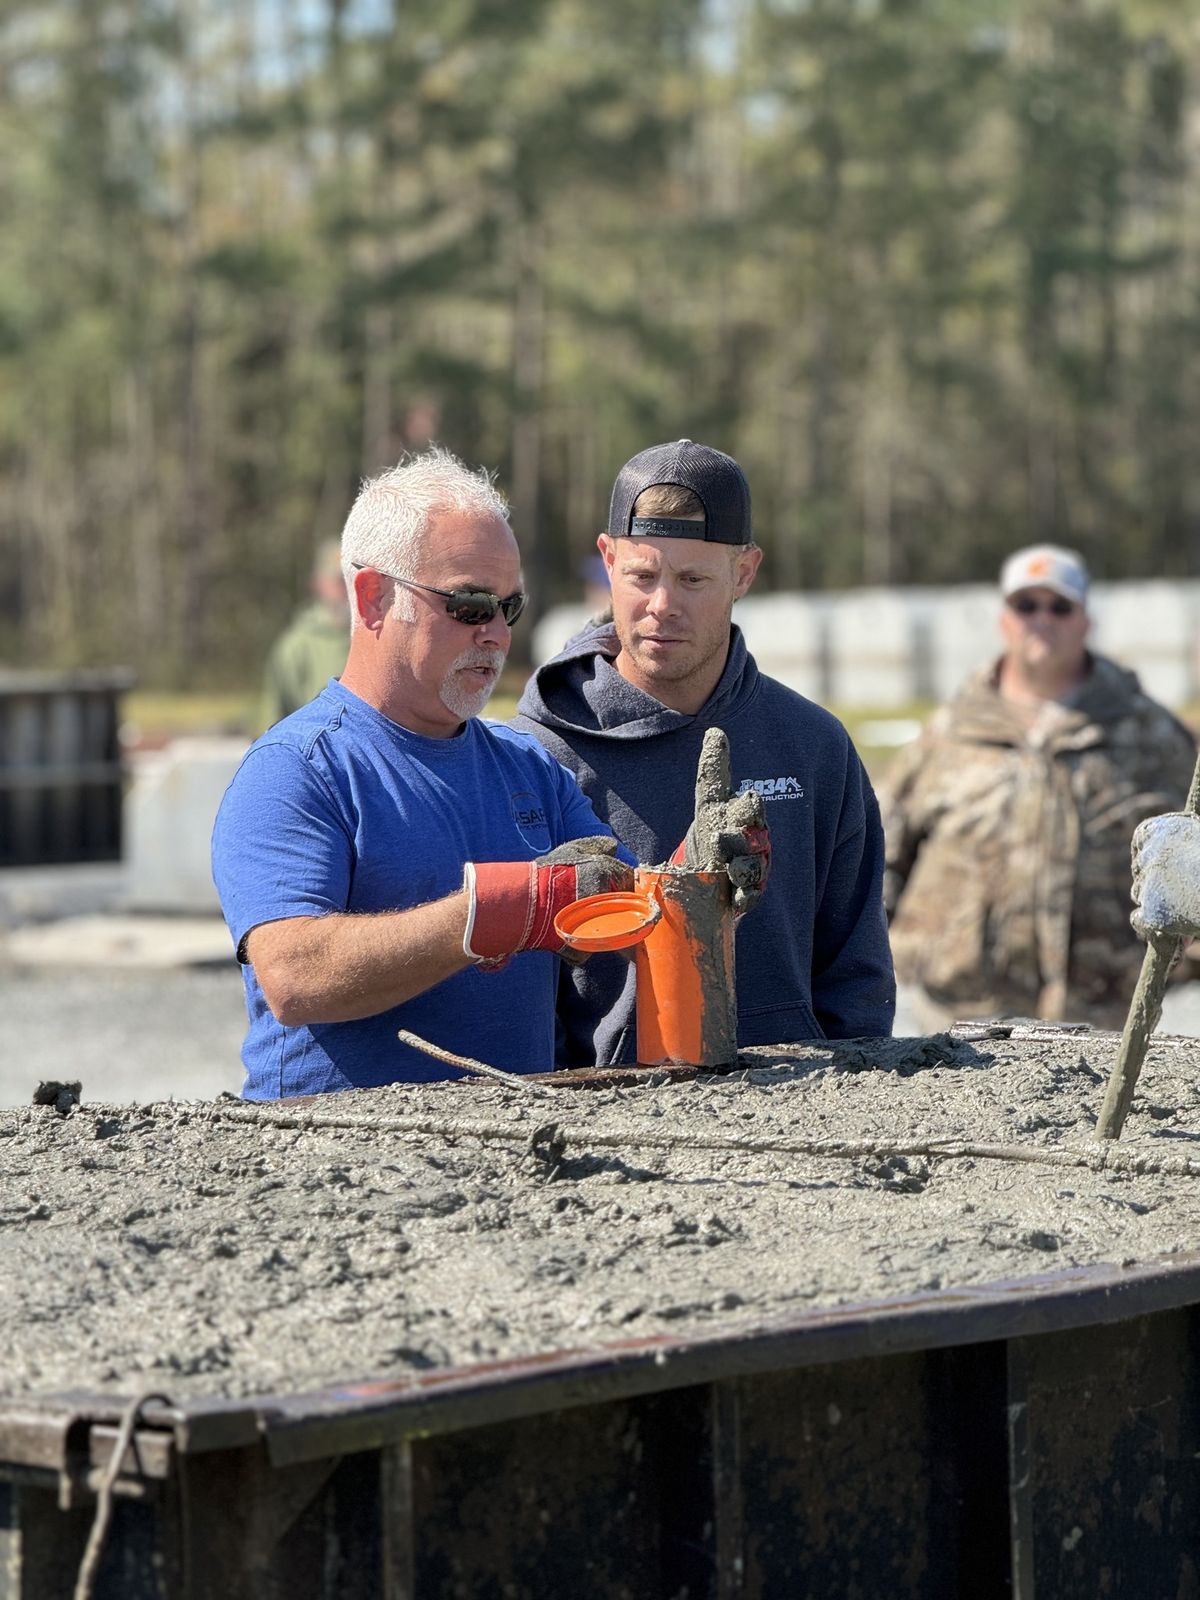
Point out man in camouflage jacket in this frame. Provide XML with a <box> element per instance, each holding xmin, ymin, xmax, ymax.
<box><xmin>881</xmin><ymin>545</ymin><xmax>1196</xmax><ymax>1030</ymax></box>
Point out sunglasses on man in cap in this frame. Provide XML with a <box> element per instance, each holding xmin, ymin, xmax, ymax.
<box><xmin>1006</xmin><ymin>594</ymin><xmax>1078</xmax><ymax>619</ymax></box>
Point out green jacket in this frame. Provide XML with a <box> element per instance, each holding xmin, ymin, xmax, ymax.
<box><xmin>880</xmin><ymin>654</ymin><xmax>1196</xmax><ymax>1026</ymax></box>
<box><xmin>259</xmin><ymin>604</ymin><xmax>348</xmax><ymax>732</ymax></box>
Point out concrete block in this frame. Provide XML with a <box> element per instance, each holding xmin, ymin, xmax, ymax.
<box><xmin>825</xmin><ymin>588</ymin><xmax>921</xmax><ymax>708</ymax></box>
<box><xmin>735</xmin><ymin>594</ymin><xmax>829</xmax><ymax>702</ymax></box>
<box><xmin>1089</xmin><ymin>580</ymin><xmax>1200</xmax><ymax>709</ymax></box>
<box><xmin>123</xmin><ymin>737</ymin><xmax>249</xmax><ymax>913</ymax></box>
<box><xmin>925</xmin><ymin>585</ymin><xmax>1003</xmax><ymax>701</ymax></box>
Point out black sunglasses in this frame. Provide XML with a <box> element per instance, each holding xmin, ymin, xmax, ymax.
<box><xmin>354</xmin><ymin>565</ymin><xmax>527</xmax><ymax>626</ymax></box>
<box><xmin>1008</xmin><ymin>595</ymin><xmax>1076</xmax><ymax>618</ymax></box>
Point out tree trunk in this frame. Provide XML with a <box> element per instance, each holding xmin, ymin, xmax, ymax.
<box><xmin>510</xmin><ymin>222</ymin><xmax>546</xmax><ymax>649</ymax></box>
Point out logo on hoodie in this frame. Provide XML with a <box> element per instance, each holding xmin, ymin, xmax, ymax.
<box><xmin>736</xmin><ymin>776</ymin><xmax>805</xmax><ymax>801</ymax></box>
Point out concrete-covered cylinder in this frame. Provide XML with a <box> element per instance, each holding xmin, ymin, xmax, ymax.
<box><xmin>633</xmin><ymin>866</ymin><xmax>737</xmax><ymax>1069</ymax></box>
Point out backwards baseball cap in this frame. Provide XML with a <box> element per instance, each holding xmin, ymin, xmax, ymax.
<box><xmin>999</xmin><ymin>543</ymin><xmax>1089</xmax><ymax>606</ymax></box>
<box><xmin>608</xmin><ymin>439</ymin><xmax>751</xmax><ymax>546</ymax></box>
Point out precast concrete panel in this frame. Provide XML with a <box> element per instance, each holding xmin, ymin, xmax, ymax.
<box><xmin>925</xmin><ymin>585</ymin><xmax>1002</xmax><ymax>703</ymax></box>
<box><xmin>123</xmin><ymin>737</ymin><xmax>249</xmax><ymax>914</ymax></box>
<box><xmin>1088</xmin><ymin>580</ymin><xmax>1200</xmax><ymax>709</ymax></box>
<box><xmin>733</xmin><ymin>594</ymin><xmax>829</xmax><ymax>703</ymax></box>
<box><xmin>825</xmin><ymin>588</ymin><xmax>922</xmax><ymax>709</ymax></box>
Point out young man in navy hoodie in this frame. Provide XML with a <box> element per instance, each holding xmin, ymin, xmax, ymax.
<box><xmin>513</xmin><ymin>439</ymin><xmax>896</xmax><ymax>1066</ymax></box>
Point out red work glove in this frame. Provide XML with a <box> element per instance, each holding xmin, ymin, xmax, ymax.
<box><xmin>670</xmin><ymin>727</ymin><xmax>771</xmax><ymax>916</ymax></box>
<box><xmin>463</xmin><ymin>836</ymin><xmax>634</xmax><ymax>967</ymax></box>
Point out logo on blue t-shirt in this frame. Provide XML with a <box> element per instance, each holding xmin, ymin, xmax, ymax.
<box><xmin>511</xmin><ymin>790</ymin><xmax>552</xmax><ymax>852</ymax></box>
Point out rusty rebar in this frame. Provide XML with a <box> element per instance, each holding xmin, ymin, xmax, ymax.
<box><xmin>1096</xmin><ymin>751</ymin><xmax>1200</xmax><ymax>1141</ymax></box>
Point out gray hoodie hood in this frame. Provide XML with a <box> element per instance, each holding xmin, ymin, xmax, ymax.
<box><xmin>516</xmin><ymin>619</ymin><xmax>759</xmax><ymax>741</ymax></box>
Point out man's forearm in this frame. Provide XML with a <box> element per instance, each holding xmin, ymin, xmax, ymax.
<box><xmin>243</xmin><ymin>835</ymin><xmax>631</xmax><ymax>1026</ymax></box>
<box><xmin>245</xmin><ymin>892</ymin><xmax>473</xmax><ymax>1025</ymax></box>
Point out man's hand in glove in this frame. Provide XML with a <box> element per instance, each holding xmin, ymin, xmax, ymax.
<box><xmin>672</xmin><ymin>727</ymin><xmax>770</xmax><ymax>915</ymax></box>
<box><xmin>1131</xmin><ymin>812</ymin><xmax>1200</xmax><ymax>940</ymax></box>
<box><xmin>464</xmin><ymin>836</ymin><xmax>634</xmax><ymax>966</ymax></box>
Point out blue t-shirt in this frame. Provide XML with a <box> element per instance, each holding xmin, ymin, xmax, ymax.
<box><xmin>211</xmin><ymin>680</ymin><xmax>611</xmax><ymax>1098</ymax></box>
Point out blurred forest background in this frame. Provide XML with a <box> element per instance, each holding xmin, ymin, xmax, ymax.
<box><xmin>3</xmin><ymin>0</ymin><xmax>1200</xmax><ymax>688</ymax></box>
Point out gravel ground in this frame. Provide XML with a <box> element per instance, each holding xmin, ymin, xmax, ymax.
<box><xmin>0</xmin><ymin>962</ymin><xmax>246</xmax><ymax>1107</ymax></box>
<box><xmin>4</xmin><ymin>1028</ymin><xmax>1200</xmax><ymax>1404</ymax></box>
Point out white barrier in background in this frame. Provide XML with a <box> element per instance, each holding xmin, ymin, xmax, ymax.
<box><xmin>531</xmin><ymin>604</ymin><xmax>593</xmax><ymax>669</ymax></box>
<box><xmin>923</xmin><ymin>585</ymin><xmax>1005</xmax><ymax>702</ymax></box>
<box><xmin>1089</xmin><ymin>582</ymin><xmax>1200</xmax><ymax>709</ymax></box>
<box><xmin>825</xmin><ymin>588</ymin><xmax>925</xmax><ymax>708</ymax></box>
<box><xmin>736</xmin><ymin>593</ymin><xmax>827</xmax><ymax>701</ymax></box>
<box><xmin>123</xmin><ymin>737</ymin><xmax>248</xmax><ymax>913</ymax></box>
<box><xmin>534</xmin><ymin>580</ymin><xmax>1200</xmax><ymax>711</ymax></box>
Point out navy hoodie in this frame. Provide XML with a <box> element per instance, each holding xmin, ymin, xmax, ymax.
<box><xmin>512</xmin><ymin>621</ymin><xmax>895</xmax><ymax>1064</ymax></box>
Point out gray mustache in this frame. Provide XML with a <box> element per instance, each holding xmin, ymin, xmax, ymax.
<box><xmin>453</xmin><ymin>649</ymin><xmax>504</xmax><ymax>672</ymax></box>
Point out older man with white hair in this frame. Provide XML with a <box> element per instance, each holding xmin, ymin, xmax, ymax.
<box><xmin>212</xmin><ymin>448</ymin><xmax>635</xmax><ymax>1098</ymax></box>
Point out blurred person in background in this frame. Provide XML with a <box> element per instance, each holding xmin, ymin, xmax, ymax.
<box><xmin>529</xmin><ymin>552</ymin><xmax>612</xmax><ymax>667</ymax></box>
<box><xmin>580</xmin><ymin>552</ymin><xmax>611</xmax><ymax>619</ymax></box>
<box><xmin>513</xmin><ymin>438</ymin><xmax>895</xmax><ymax>1066</ymax></box>
<box><xmin>258</xmin><ymin>537</ymin><xmax>350</xmax><ymax>731</ymax></box>
<box><xmin>880</xmin><ymin>544</ymin><xmax>1196</xmax><ymax>1032</ymax></box>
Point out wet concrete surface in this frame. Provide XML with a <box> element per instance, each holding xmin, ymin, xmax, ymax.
<box><xmin>7</xmin><ymin>864</ymin><xmax>1200</xmax><ymax>1406</ymax></box>
<box><xmin>6</xmin><ymin>1030</ymin><xmax>1200</xmax><ymax>1402</ymax></box>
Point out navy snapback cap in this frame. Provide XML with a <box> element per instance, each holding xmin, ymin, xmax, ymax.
<box><xmin>608</xmin><ymin>439</ymin><xmax>752</xmax><ymax>546</ymax></box>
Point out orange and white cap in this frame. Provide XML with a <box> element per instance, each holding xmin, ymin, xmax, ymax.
<box><xmin>999</xmin><ymin>544</ymin><xmax>1089</xmax><ymax>606</ymax></box>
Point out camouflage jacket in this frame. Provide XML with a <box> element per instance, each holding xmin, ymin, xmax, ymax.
<box><xmin>879</xmin><ymin>654</ymin><xmax>1196</xmax><ymax>1026</ymax></box>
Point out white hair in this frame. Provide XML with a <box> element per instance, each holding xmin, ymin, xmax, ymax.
<box><xmin>340</xmin><ymin>447</ymin><xmax>511</xmax><ymax>625</ymax></box>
